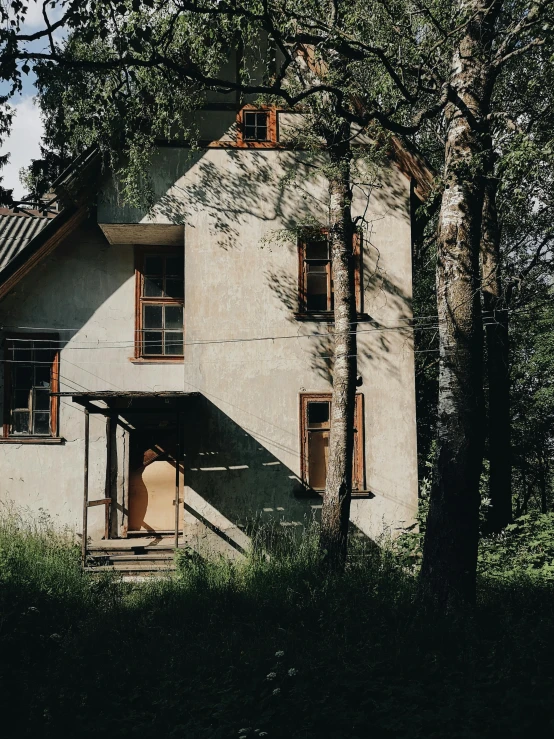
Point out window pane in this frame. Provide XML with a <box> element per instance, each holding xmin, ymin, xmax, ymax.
<box><xmin>143</xmin><ymin>305</ymin><xmax>163</xmax><ymax>329</ymax></box>
<box><xmin>33</xmin><ymin>412</ymin><xmax>50</xmax><ymax>435</ymax></box>
<box><xmin>308</xmin><ymin>430</ymin><xmax>329</xmax><ymax>490</ymax></box>
<box><xmin>14</xmin><ymin>365</ymin><xmax>33</xmax><ymax>389</ymax></box>
<box><xmin>306</xmin><ymin>239</ymin><xmax>329</xmax><ymax>260</ymax></box>
<box><xmin>12</xmin><ymin>410</ymin><xmax>30</xmax><ymax>434</ymax></box>
<box><xmin>164</xmin><ymin>332</ymin><xmax>184</xmax><ymax>356</ymax></box>
<box><xmin>306</xmin><ymin>271</ymin><xmax>329</xmax><ymax>311</ymax></box>
<box><xmin>165</xmin><ymin>278</ymin><xmax>184</xmax><ymax>299</ymax></box>
<box><xmin>165</xmin><ymin>256</ymin><xmax>183</xmax><ymax>276</ymax></box>
<box><xmin>34</xmin><ymin>388</ymin><xmax>50</xmax><ymax>411</ymax></box>
<box><xmin>144</xmin><ymin>331</ymin><xmax>163</xmax><ymax>355</ymax></box>
<box><xmin>308</xmin><ymin>401</ymin><xmax>330</xmax><ymax>428</ymax></box>
<box><xmin>13</xmin><ymin>388</ymin><xmax>31</xmax><ymax>409</ymax></box>
<box><xmin>13</xmin><ymin>344</ymin><xmax>32</xmax><ymax>362</ymax></box>
<box><xmin>144</xmin><ymin>276</ymin><xmax>164</xmax><ymax>297</ymax></box>
<box><xmin>144</xmin><ymin>256</ymin><xmax>163</xmax><ymax>275</ymax></box>
<box><xmin>35</xmin><ymin>365</ymin><xmax>51</xmax><ymax>387</ymax></box>
<box><xmin>244</xmin><ymin>111</ymin><xmax>268</xmax><ymax>141</ymax></box>
<box><xmin>164</xmin><ymin>305</ymin><xmax>183</xmax><ymax>330</ymax></box>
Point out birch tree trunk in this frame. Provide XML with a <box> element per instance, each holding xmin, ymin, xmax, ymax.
<box><xmin>420</xmin><ymin>0</ymin><xmax>502</xmax><ymax>607</ymax></box>
<box><xmin>481</xmin><ymin>166</ymin><xmax>512</xmax><ymax>532</ymax></box>
<box><xmin>320</xmin><ymin>130</ymin><xmax>358</xmax><ymax>567</ymax></box>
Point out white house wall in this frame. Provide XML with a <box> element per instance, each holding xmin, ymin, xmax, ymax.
<box><xmin>0</xmin><ymin>145</ymin><xmax>418</xmax><ymax>544</ymax></box>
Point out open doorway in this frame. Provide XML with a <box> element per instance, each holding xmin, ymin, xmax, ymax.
<box><xmin>128</xmin><ymin>425</ymin><xmax>184</xmax><ymax>534</ymax></box>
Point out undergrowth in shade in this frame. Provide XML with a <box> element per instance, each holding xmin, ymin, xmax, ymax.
<box><xmin>1</xmin><ymin>512</ymin><xmax>554</xmax><ymax>738</ymax></box>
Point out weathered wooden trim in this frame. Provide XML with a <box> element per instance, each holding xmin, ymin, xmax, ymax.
<box><xmin>299</xmin><ymin>392</ymin><xmax>364</xmax><ymax>492</ymax></box>
<box><xmin>51</xmin><ymin>348</ymin><xmax>60</xmax><ymax>437</ymax></box>
<box><xmin>82</xmin><ymin>408</ymin><xmax>90</xmax><ymax>565</ymax></box>
<box><xmin>174</xmin><ymin>410</ymin><xmax>181</xmax><ymax>549</ymax></box>
<box><xmin>129</xmin><ymin>358</ymin><xmax>184</xmax><ymax>365</ymax></box>
<box><xmin>87</xmin><ymin>498</ymin><xmax>111</xmax><ymax>508</ymax></box>
<box><xmin>293</xmin><ymin>312</ymin><xmax>370</xmax><ymax>322</ymax></box>
<box><xmin>134</xmin><ymin>245</ymin><xmax>184</xmax><ymax>359</ymax></box>
<box><xmin>296</xmin><ymin>229</ymin><xmax>363</xmax><ymax>317</ymax></box>
<box><xmin>2</xmin><ymin>333</ymin><xmax>59</xmax><ymax>439</ymax></box>
<box><xmin>0</xmin><ymin>436</ymin><xmax>65</xmax><ymax>444</ymax></box>
<box><xmin>354</xmin><ymin>231</ymin><xmax>362</xmax><ymax>315</ymax></box>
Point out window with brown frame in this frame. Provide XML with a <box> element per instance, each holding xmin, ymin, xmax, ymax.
<box><xmin>297</xmin><ymin>231</ymin><xmax>362</xmax><ymax>318</ymax></box>
<box><xmin>2</xmin><ymin>336</ymin><xmax>59</xmax><ymax>438</ymax></box>
<box><xmin>300</xmin><ymin>393</ymin><xmax>364</xmax><ymax>493</ymax></box>
<box><xmin>135</xmin><ymin>248</ymin><xmax>184</xmax><ymax>359</ymax></box>
<box><xmin>237</xmin><ymin>106</ymin><xmax>278</xmax><ymax>146</ymax></box>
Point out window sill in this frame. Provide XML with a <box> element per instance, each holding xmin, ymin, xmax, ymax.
<box><xmin>130</xmin><ymin>357</ymin><xmax>184</xmax><ymax>365</ymax></box>
<box><xmin>295</xmin><ymin>487</ymin><xmax>374</xmax><ymax>499</ymax></box>
<box><xmin>0</xmin><ymin>437</ymin><xmax>65</xmax><ymax>445</ymax></box>
<box><xmin>294</xmin><ymin>312</ymin><xmax>371</xmax><ymax>323</ymax></box>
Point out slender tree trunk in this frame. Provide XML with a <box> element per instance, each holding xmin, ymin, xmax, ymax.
<box><xmin>420</xmin><ymin>0</ymin><xmax>502</xmax><ymax>608</ymax></box>
<box><xmin>481</xmin><ymin>163</ymin><xmax>512</xmax><ymax>532</ymax></box>
<box><xmin>539</xmin><ymin>450</ymin><xmax>548</xmax><ymax>514</ymax></box>
<box><xmin>320</xmin><ymin>129</ymin><xmax>357</xmax><ymax>567</ymax></box>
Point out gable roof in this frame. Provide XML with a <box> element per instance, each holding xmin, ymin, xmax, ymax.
<box><xmin>0</xmin><ymin>208</ymin><xmax>57</xmax><ymax>273</ymax></box>
<box><xmin>0</xmin><ymin>204</ymin><xmax>88</xmax><ymax>302</ymax></box>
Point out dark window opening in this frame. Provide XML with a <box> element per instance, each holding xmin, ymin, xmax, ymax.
<box><xmin>243</xmin><ymin>111</ymin><xmax>269</xmax><ymax>142</ymax></box>
<box><xmin>4</xmin><ymin>338</ymin><xmax>59</xmax><ymax>437</ymax></box>
<box><xmin>297</xmin><ymin>231</ymin><xmax>362</xmax><ymax>317</ymax></box>
<box><xmin>301</xmin><ymin>234</ymin><xmax>333</xmax><ymax>313</ymax></box>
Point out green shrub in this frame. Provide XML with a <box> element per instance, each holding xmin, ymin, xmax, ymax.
<box><xmin>479</xmin><ymin>512</ymin><xmax>554</xmax><ymax>579</ymax></box>
<box><xmin>2</xmin><ymin>510</ymin><xmax>554</xmax><ymax>738</ymax></box>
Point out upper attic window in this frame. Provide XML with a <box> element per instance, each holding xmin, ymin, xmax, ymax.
<box><xmin>237</xmin><ymin>107</ymin><xmax>277</xmax><ymax>146</ymax></box>
<box><xmin>244</xmin><ymin>111</ymin><xmax>269</xmax><ymax>141</ymax></box>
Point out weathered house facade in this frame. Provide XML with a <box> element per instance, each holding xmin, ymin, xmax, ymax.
<box><xmin>0</xmin><ymin>96</ymin><xmax>429</xmax><ymax>563</ymax></box>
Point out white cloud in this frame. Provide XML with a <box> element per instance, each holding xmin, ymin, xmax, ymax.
<box><xmin>0</xmin><ymin>96</ymin><xmax>44</xmax><ymax>198</ymax></box>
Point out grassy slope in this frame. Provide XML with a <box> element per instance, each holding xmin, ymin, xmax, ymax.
<box><xmin>1</xmin><ymin>516</ymin><xmax>554</xmax><ymax>739</ymax></box>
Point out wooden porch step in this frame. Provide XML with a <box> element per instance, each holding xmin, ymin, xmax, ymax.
<box><xmin>85</xmin><ymin>565</ymin><xmax>176</xmax><ymax>575</ymax></box>
<box><xmin>105</xmin><ymin>554</ymin><xmax>174</xmax><ymax>563</ymax></box>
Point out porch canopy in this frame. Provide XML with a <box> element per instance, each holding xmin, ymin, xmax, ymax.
<box><xmin>52</xmin><ymin>390</ymin><xmax>200</xmax><ymax>415</ymax></box>
<box><xmin>51</xmin><ymin>391</ymin><xmax>200</xmax><ymax>559</ymax></box>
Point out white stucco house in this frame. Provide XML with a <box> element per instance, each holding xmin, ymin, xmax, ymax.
<box><xmin>0</xmin><ymin>97</ymin><xmax>432</xmax><ymax>569</ymax></box>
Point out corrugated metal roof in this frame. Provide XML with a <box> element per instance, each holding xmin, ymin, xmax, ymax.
<box><xmin>0</xmin><ymin>210</ymin><xmax>54</xmax><ymax>273</ymax></box>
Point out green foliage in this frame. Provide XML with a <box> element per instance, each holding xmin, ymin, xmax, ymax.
<box><xmin>480</xmin><ymin>513</ymin><xmax>554</xmax><ymax>579</ymax></box>
<box><xmin>4</xmin><ymin>512</ymin><xmax>554</xmax><ymax>737</ymax></box>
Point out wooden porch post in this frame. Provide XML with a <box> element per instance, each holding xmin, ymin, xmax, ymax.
<box><xmin>82</xmin><ymin>407</ymin><xmax>90</xmax><ymax>565</ymax></box>
<box><xmin>174</xmin><ymin>410</ymin><xmax>181</xmax><ymax>550</ymax></box>
<box><xmin>104</xmin><ymin>413</ymin><xmax>112</xmax><ymax>540</ymax></box>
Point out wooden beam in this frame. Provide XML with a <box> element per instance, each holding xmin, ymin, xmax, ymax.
<box><xmin>82</xmin><ymin>408</ymin><xmax>90</xmax><ymax>565</ymax></box>
<box><xmin>104</xmin><ymin>414</ymin><xmax>112</xmax><ymax>540</ymax></box>
<box><xmin>174</xmin><ymin>410</ymin><xmax>181</xmax><ymax>550</ymax></box>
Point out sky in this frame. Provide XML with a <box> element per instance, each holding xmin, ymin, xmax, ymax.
<box><xmin>1</xmin><ymin>96</ymin><xmax>44</xmax><ymax>198</ymax></box>
<box><xmin>0</xmin><ymin>2</ymin><xmax>62</xmax><ymax>199</ymax></box>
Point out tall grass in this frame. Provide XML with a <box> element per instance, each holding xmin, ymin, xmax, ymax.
<box><xmin>1</xmin><ymin>511</ymin><xmax>554</xmax><ymax>738</ymax></box>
